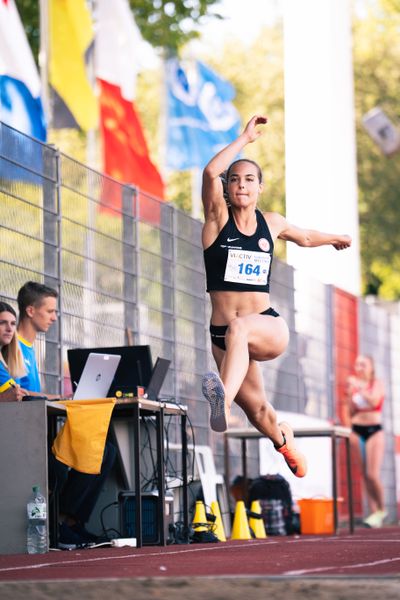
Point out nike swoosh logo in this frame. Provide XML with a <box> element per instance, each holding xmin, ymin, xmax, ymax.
<box><xmin>227</xmin><ymin>237</ymin><xmax>240</xmax><ymax>242</ymax></box>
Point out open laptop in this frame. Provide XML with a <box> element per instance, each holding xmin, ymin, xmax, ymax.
<box><xmin>143</xmin><ymin>357</ymin><xmax>171</xmax><ymax>401</ymax></box>
<box><xmin>68</xmin><ymin>345</ymin><xmax>153</xmax><ymax>398</ymax></box>
<box><xmin>73</xmin><ymin>353</ymin><xmax>121</xmax><ymax>400</ymax></box>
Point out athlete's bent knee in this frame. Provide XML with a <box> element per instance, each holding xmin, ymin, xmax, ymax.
<box><xmin>226</xmin><ymin>317</ymin><xmax>248</xmax><ymax>343</ymax></box>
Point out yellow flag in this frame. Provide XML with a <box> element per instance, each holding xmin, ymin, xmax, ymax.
<box><xmin>52</xmin><ymin>399</ymin><xmax>116</xmax><ymax>474</ymax></box>
<box><xmin>49</xmin><ymin>0</ymin><xmax>98</xmax><ymax>131</ymax></box>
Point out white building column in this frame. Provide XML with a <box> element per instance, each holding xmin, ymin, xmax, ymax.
<box><xmin>283</xmin><ymin>0</ymin><xmax>360</xmax><ymax>295</ymax></box>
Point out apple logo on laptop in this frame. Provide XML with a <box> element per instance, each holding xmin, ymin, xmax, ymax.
<box><xmin>96</xmin><ymin>373</ymin><xmax>102</xmax><ymax>381</ymax></box>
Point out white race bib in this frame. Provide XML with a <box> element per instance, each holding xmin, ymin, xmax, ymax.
<box><xmin>224</xmin><ymin>249</ymin><xmax>271</xmax><ymax>286</ymax></box>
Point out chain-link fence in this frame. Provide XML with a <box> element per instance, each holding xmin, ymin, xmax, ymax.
<box><xmin>1</xmin><ymin>121</ymin><xmax>398</xmax><ymax>523</ymax></box>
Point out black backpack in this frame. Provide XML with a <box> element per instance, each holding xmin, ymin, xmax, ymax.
<box><xmin>248</xmin><ymin>474</ymin><xmax>298</xmax><ymax>535</ymax></box>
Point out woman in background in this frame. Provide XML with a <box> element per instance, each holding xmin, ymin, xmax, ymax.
<box><xmin>0</xmin><ymin>301</ymin><xmax>27</xmax><ymax>401</ymax></box>
<box><xmin>346</xmin><ymin>354</ymin><xmax>386</xmax><ymax>528</ymax></box>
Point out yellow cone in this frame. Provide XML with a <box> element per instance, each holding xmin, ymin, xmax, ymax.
<box><xmin>231</xmin><ymin>500</ymin><xmax>252</xmax><ymax>540</ymax></box>
<box><xmin>209</xmin><ymin>500</ymin><xmax>226</xmax><ymax>542</ymax></box>
<box><xmin>249</xmin><ymin>500</ymin><xmax>267</xmax><ymax>539</ymax></box>
<box><xmin>192</xmin><ymin>500</ymin><xmax>208</xmax><ymax>532</ymax></box>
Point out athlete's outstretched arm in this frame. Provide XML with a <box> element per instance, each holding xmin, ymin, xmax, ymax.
<box><xmin>271</xmin><ymin>214</ymin><xmax>351</xmax><ymax>250</ymax></box>
<box><xmin>201</xmin><ymin>115</ymin><xmax>267</xmax><ymax>219</ymax></box>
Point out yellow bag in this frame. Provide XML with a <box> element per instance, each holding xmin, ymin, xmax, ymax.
<box><xmin>52</xmin><ymin>399</ymin><xmax>116</xmax><ymax>474</ymax></box>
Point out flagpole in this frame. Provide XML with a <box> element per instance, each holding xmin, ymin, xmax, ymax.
<box><xmin>86</xmin><ymin>0</ymin><xmax>98</xmax><ymax>170</ymax></box>
<box><xmin>188</xmin><ymin>56</ymin><xmax>202</xmax><ymax>220</ymax></box>
<box><xmin>191</xmin><ymin>167</ymin><xmax>202</xmax><ymax>220</ymax></box>
<box><xmin>84</xmin><ymin>0</ymin><xmax>98</xmax><ymax>347</ymax></box>
<box><xmin>39</xmin><ymin>0</ymin><xmax>51</xmax><ymax>127</ymax></box>
<box><xmin>160</xmin><ymin>51</ymin><xmax>168</xmax><ymax>183</ymax></box>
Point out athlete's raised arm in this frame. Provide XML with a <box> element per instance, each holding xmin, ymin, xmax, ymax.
<box><xmin>201</xmin><ymin>115</ymin><xmax>267</xmax><ymax>221</ymax></box>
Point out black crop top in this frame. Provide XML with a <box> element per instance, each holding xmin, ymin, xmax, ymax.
<box><xmin>204</xmin><ymin>208</ymin><xmax>274</xmax><ymax>293</ymax></box>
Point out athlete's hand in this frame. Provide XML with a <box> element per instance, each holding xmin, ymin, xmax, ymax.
<box><xmin>346</xmin><ymin>376</ymin><xmax>357</xmax><ymax>395</ymax></box>
<box><xmin>243</xmin><ymin>115</ymin><xmax>268</xmax><ymax>143</ymax></box>
<box><xmin>333</xmin><ymin>234</ymin><xmax>352</xmax><ymax>250</ymax></box>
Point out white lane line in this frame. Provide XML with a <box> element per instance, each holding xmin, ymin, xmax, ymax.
<box><xmin>289</xmin><ymin>537</ymin><xmax>400</xmax><ymax>544</ymax></box>
<box><xmin>0</xmin><ymin>540</ymin><xmax>276</xmax><ymax>574</ymax></box>
<box><xmin>2</xmin><ymin>536</ymin><xmax>398</xmax><ymax>576</ymax></box>
<box><xmin>285</xmin><ymin>556</ymin><xmax>400</xmax><ymax>576</ymax></box>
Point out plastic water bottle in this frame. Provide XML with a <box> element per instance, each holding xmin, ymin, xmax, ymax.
<box><xmin>27</xmin><ymin>485</ymin><xmax>47</xmax><ymax>554</ymax></box>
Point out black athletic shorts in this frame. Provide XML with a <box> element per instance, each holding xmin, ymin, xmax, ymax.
<box><xmin>210</xmin><ymin>307</ymin><xmax>280</xmax><ymax>351</ymax></box>
<box><xmin>352</xmin><ymin>423</ymin><xmax>382</xmax><ymax>442</ymax></box>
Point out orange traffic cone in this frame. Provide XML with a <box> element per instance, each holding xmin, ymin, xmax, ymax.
<box><xmin>192</xmin><ymin>501</ymin><xmax>208</xmax><ymax>532</ymax></box>
<box><xmin>210</xmin><ymin>500</ymin><xmax>226</xmax><ymax>542</ymax></box>
<box><xmin>249</xmin><ymin>500</ymin><xmax>267</xmax><ymax>539</ymax></box>
<box><xmin>231</xmin><ymin>500</ymin><xmax>252</xmax><ymax>540</ymax></box>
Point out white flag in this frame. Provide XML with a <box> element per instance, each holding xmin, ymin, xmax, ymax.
<box><xmin>0</xmin><ymin>0</ymin><xmax>46</xmax><ymax>139</ymax></box>
<box><xmin>95</xmin><ymin>0</ymin><xmax>143</xmax><ymax>101</ymax></box>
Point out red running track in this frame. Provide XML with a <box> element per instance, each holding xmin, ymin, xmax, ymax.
<box><xmin>0</xmin><ymin>527</ymin><xmax>399</xmax><ymax>582</ymax></box>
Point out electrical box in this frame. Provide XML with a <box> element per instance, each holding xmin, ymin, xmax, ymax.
<box><xmin>118</xmin><ymin>491</ymin><xmax>174</xmax><ymax>545</ymax></box>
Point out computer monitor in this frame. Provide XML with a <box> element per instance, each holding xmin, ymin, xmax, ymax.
<box><xmin>67</xmin><ymin>345</ymin><xmax>153</xmax><ymax>397</ymax></box>
<box><xmin>144</xmin><ymin>357</ymin><xmax>171</xmax><ymax>401</ymax></box>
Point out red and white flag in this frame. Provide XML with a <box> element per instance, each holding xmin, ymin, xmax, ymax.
<box><xmin>95</xmin><ymin>0</ymin><xmax>164</xmax><ymax>216</ymax></box>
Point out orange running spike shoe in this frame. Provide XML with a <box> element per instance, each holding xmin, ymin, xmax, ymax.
<box><xmin>276</xmin><ymin>422</ymin><xmax>307</xmax><ymax>478</ymax></box>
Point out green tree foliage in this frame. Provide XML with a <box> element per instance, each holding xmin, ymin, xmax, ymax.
<box><xmin>129</xmin><ymin>0</ymin><xmax>223</xmax><ymax>52</ymax></box>
<box><xmin>353</xmin><ymin>3</ymin><xmax>400</xmax><ymax>298</ymax></box>
<box><xmin>379</xmin><ymin>0</ymin><xmax>400</xmax><ymax>12</ymax></box>
<box><xmin>15</xmin><ymin>0</ymin><xmax>223</xmax><ymax>62</ymax></box>
<box><xmin>15</xmin><ymin>0</ymin><xmax>39</xmax><ymax>62</ymax></box>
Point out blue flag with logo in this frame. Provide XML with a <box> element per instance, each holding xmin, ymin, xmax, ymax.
<box><xmin>0</xmin><ymin>0</ymin><xmax>46</xmax><ymax>184</ymax></box>
<box><xmin>166</xmin><ymin>59</ymin><xmax>241</xmax><ymax>170</ymax></box>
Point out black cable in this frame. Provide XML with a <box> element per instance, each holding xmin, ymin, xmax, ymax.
<box><xmin>139</xmin><ymin>418</ymin><xmax>151</xmax><ymax>478</ymax></box>
<box><xmin>162</xmin><ymin>401</ymin><xmax>197</xmax><ymax>486</ymax></box>
<box><xmin>164</xmin><ymin>414</ymin><xmax>174</xmax><ymax>474</ymax></box>
<box><xmin>164</xmin><ymin>413</ymin><xmax>183</xmax><ymax>487</ymax></box>
<box><xmin>140</xmin><ymin>416</ymin><xmax>158</xmax><ymax>491</ymax></box>
<box><xmin>99</xmin><ymin>500</ymin><xmax>120</xmax><ymax>540</ymax></box>
<box><xmin>160</xmin><ymin>399</ymin><xmax>192</xmax><ymax>485</ymax></box>
<box><xmin>134</xmin><ymin>398</ymin><xmax>200</xmax><ymax>530</ymax></box>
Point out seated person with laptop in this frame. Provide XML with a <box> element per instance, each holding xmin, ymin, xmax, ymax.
<box><xmin>16</xmin><ymin>281</ymin><xmax>117</xmax><ymax>549</ymax></box>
